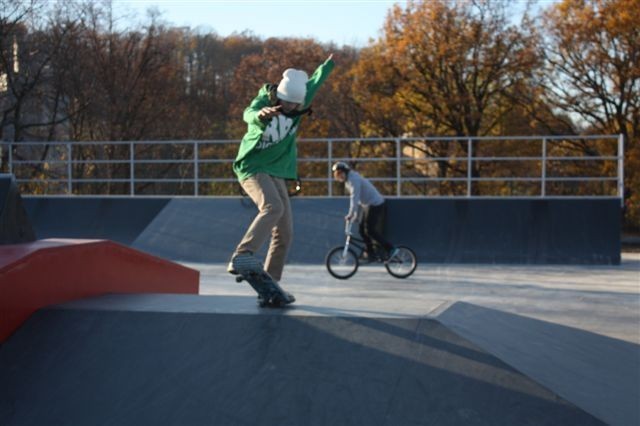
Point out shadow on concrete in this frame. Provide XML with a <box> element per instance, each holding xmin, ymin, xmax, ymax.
<box><xmin>0</xmin><ymin>295</ymin><xmax>602</xmax><ymax>425</ymax></box>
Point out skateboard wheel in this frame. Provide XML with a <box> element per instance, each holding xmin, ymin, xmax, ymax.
<box><xmin>235</xmin><ymin>276</ymin><xmax>244</xmax><ymax>283</ymax></box>
<box><xmin>271</xmin><ymin>296</ymin><xmax>287</xmax><ymax>307</ymax></box>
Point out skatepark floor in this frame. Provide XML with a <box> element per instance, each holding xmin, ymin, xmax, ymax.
<box><xmin>193</xmin><ymin>253</ymin><xmax>640</xmax><ymax>425</ymax></box>
<box><xmin>194</xmin><ymin>253</ymin><xmax>640</xmax><ymax>344</ymax></box>
<box><xmin>2</xmin><ymin>254</ymin><xmax>637</xmax><ymax>425</ymax></box>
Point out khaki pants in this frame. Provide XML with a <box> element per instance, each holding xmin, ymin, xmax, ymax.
<box><xmin>234</xmin><ymin>173</ymin><xmax>293</xmax><ymax>281</ymax></box>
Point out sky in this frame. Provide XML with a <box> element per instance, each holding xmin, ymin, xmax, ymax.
<box><xmin>113</xmin><ymin>0</ymin><xmax>400</xmax><ymax>46</ymax></box>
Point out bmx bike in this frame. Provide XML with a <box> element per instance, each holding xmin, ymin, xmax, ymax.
<box><xmin>325</xmin><ymin>220</ymin><xmax>418</xmax><ymax>280</ymax></box>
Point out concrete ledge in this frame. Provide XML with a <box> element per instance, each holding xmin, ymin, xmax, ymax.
<box><xmin>0</xmin><ymin>239</ymin><xmax>199</xmax><ymax>342</ymax></box>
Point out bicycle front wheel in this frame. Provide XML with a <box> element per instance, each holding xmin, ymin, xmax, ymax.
<box><xmin>326</xmin><ymin>246</ymin><xmax>359</xmax><ymax>279</ymax></box>
<box><xmin>385</xmin><ymin>245</ymin><xmax>417</xmax><ymax>278</ymax></box>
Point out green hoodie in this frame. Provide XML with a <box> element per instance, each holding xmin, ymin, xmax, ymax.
<box><xmin>232</xmin><ymin>58</ymin><xmax>335</xmax><ymax>181</ymax></box>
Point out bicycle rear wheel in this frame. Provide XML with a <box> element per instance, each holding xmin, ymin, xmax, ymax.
<box><xmin>325</xmin><ymin>246</ymin><xmax>359</xmax><ymax>279</ymax></box>
<box><xmin>385</xmin><ymin>245</ymin><xmax>417</xmax><ymax>278</ymax></box>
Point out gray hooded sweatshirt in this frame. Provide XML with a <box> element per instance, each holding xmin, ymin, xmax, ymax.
<box><xmin>345</xmin><ymin>170</ymin><xmax>385</xmax><ymax>218</ymax></box>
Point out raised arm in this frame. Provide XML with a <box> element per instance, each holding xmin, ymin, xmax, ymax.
<box><xmin>303</xmin><ymin>54</ymin><xmax>335</xmax><ymax>108</ymax></box>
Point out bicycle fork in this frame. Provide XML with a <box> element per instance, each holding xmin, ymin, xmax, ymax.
<box><xmin>342</xmin><ymin>235</ymin><xmax>351</xmax><ymax>258</ymax></box>
<box><xmin>342</xmin><ymin>221</ymin><xmax>353</xmax><ymax>259</ymax></box>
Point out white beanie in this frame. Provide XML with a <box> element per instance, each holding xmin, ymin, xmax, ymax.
<box><xmin>276</xmin><ymin>68</ymin><xmax>308</xmax><ymax>104</ymax></box>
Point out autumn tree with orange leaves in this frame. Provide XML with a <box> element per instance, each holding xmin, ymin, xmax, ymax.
<box><xmin>357</xmin><ymin>0</ymin><xmax>542</xmax><ymax>137</ymax></box>
<box><xmin>351</xmin><ymin>0</ymin><xmax>542</xmax><ymax>195</ymax></box>
<box><xmin>543</xmin><ymin>0</ymin><xmax>640</xmax><ymax>229</ymax></box>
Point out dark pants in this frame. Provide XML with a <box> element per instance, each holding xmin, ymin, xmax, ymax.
<box><xmin>359</xmin><ymin>202</ymin><xmax>393</xmax><ymax>256</ymax></box>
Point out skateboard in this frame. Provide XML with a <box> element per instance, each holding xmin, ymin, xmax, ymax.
<box><xmin>235</xmin><ymin>266</ymin><xmax>295</xmax><ymax>307</ymax></box>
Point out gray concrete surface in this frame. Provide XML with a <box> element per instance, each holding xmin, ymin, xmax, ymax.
<box><xmin>196</xmin><ymin>254</ymin><xmax>640</xmax><ymax>344</ymax></box>
<box><xmin>0</xmin><ymin>295</ymin><xmax>603</xmax><ymax>426</ymax></box>
<box><xmin>24</xmin><ymin>196</ymin><xmax>171</xmax><ymax>245</ymax></box>
<box><xmin>20</xmin><ymin>196</ymin><xmax>621</xmax><ymax>264</ymax></box>
<box><xmin>4</xmin><ymin>178</ymin><xmax>631</xmax><ymax>424</ymax></box>
<box><xmin>435</xmin><ymin>302</ymin><xmax>639</xmax><ymax>426</ymax></box>
<box><xmin>132</xmin><ymin>197</ymin><xmax>347</xmax><ymax>263</ymax></box>
<box><xmin>194</xmin><ymin>253</ymin><xmax>640</xmax><ymax>425</ymax></box>
<box><xmin>0</xmin><ymin>251</ymin><xmax>636</xmax><ymax>424</ymax></box>
<box><xmin>129</xmin><ymin>197</ymin><xmax>620</xmax><ymax>264</ymax></box>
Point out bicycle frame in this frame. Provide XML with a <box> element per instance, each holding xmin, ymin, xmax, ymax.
<box><xmin>342</xmin><ymin>220</ymin><xmax>366</xmax><ymax>259</ymax></box>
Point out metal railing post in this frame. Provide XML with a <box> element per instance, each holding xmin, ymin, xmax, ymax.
<box><xmin>327</xmin><ymin>139</ymin><xmax>333</xmax><ymax>196</ymax></box>
<box><xmin>67</xmin><ymin>143</ymin><xmax>72</xmax><ymax>194</ymax></box>
<box><xmin>194</xmin><ymin>141</ymin><xmax>199</xmax><ymax>196</ymax></box>
<box><xmin>618</xmin><ymin>133</ymin><xmax>624</xmax><ymax>207</ymax></box>
<box><xmin>130</xmin><ymin>142</ymin><xmax>135</xmax><ymax>196</ymax></box>
<box><xmin>541</xmin><ymin>137</ymin><xmax>547</xmax><ymax>197</ymax></box>
<box><xmin>396</xmin><ymin>138</ymin><xmax>401</xmax><ymax>197</ymax></box>
<box><xmin>467</xmin><ymin>138</ymin><xmax>472</xmax><ymax>197</ymax></box>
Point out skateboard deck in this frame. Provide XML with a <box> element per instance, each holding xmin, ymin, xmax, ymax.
<box><xmin>235</xmin><ymin>266</ymin><xmax>295</xmax><ymax>307</ymax></box>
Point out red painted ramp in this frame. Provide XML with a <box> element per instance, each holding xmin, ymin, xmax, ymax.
<box><xmin>0</xmin><ymin>239</ymin><xmax>199</xmax><ymax>342</ymax></box>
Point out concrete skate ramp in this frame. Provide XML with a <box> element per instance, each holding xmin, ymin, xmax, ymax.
<box><xmin>386</xmin><ymin>198</ymin><xmax>620</xmax><ymax>264</ymax></box>
<box><xmin>24</xmin><ymin>196</ymin><xmax>620</xmax><ymax>264</ymax></box>
<box><xmin>130</xmin><ymin>197</ymin><xmax>619</xmax><ymax>264</ymax></box>
<box><xmin>24</xmin><ymin>197</ymin><xmax>171</xmax><ymax>245</ymax></box>
<box><xmin>434</xmin><ymin>302</ymin><xmax>640</xmax><ymax>426</ymax></box>
<box><xmin>0</xmin><ymin>294</ymin><xmax>603</xmax><ymax>425</ymax></box>
<box><xmin>132</xmin><ymin>197</ymin><xmax>348</xmax><ymax>263</ymax></box>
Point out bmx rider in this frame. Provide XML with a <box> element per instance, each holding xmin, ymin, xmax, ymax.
<box><xmin>332</xmin><ymin>161</ymin><xmax>398</xmax><ymax>262</ymax></box>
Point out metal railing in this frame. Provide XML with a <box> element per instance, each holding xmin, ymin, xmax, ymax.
<box><xmin>0</xmin><ymin>135</ymin><xmax>624</xmax><ymax>204</ymax></box>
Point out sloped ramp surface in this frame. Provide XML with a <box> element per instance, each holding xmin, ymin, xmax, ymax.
<box><xmin>433</xmin><ymin>301</ymin><xmax>640</xmax><ymax>426</ymax></box>
<box><xmin>0</xmin><ymin>294</ymin><xmax>603</xmax><ymax>426</ymax></box>
<box><xmin>132</xmin><ymin>198</ymin><xmax>347</xmax><ymax>263</ymax></box>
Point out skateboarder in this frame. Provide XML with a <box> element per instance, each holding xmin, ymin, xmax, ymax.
<box><xmin>228</xmin><ymin>54</ymin><xmax>335</xmax><ymax>283</ymax></box>
<box><xmin>332</xmin><ymin>162</ymin><xmax>398</xmax><ymax>262</ymax></box>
